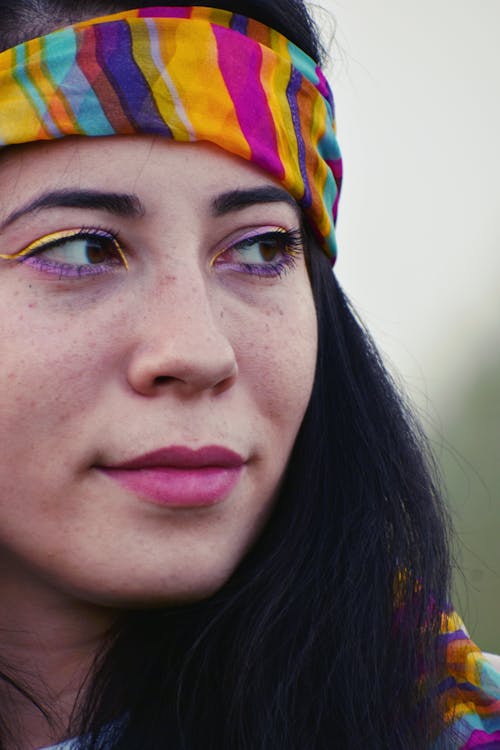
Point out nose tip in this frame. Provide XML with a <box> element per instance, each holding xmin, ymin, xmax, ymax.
<box><xmin>126</xmin><ymin>300</ymin><xmax>238</xmax><ymax>398</ymax></box>
<box><xmin>151</xmin><ymin>347</ymin><xmax>239</xmax><ymax>394</ymax></box>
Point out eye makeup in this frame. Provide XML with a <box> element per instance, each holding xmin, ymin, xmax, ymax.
<box><xmin>0</xmin><ymin>224</ymin><xmax>304</xmax><ymax>281</ymax></box>
<box><xmin>0</xmin><ymin>227</ymin><xmax>129</xmax><ymax>277</ymax></box>
<box><xmin>212</xmin><ymin>226</ymin><xmax>304</xmax><ymax>279</ymax></box>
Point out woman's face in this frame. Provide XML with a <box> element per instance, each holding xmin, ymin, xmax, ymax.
<box><xmin>0</xmin><ymin>136</ymin><xmax>317</xmax><ymax>607</ymax></box>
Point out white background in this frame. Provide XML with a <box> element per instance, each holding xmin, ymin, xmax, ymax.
<box><xmin>316</xmin><ymin>0</ymin><xmax>500</xmax><ymax>410</ymax></box>
<box><xmin>314</xmin><ymin>0</ymin><xmax>500</xmax><ymax>649</ymax></box>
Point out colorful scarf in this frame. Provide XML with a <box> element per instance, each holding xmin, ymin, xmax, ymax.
<box><xmin>2</xmin><ymin>8</ymin><xmax>499</xmax><ymax>747</ymax></box>
<box><xmin>435</xmin><ymin>612</ymin><xmax>500</xmax><ymax>748</ymax></box>
<box><xmin>0</xmin><ymin>6</ymin><xmax>342</xmax><ymax>261</ymax></box>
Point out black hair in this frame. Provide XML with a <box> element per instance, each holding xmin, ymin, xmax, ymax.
<box><xmin>0</xmin><ymin>0</ymin><xmax>323</xmax><ymax>61</ymax></box>
<box><xmin>62</xmin><ymin>245</ymin><xmax>452</xmax><ymax>750</ymax></box>
<box><xmin>0</xmin><ymin>2</ymin><xmax>453</xmax><ymax>748</ymax></box>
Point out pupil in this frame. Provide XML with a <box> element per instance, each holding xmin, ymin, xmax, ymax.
<box><xmin>86</xmin><ymin>240</ymin><xmax>108</xmax><ymax>264</ymax></box>
<box><xmin>260</xmin><ymin>243</ymin><xmax>279</xmax><ymax>262</ymax></box>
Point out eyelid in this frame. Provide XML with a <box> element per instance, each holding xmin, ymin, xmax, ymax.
<box><xmin>0</xmin><ymin>227</ymin><xmax>129</xmax><ymax>270</ymax></box>
<box><xmin>210</xmin><ymin>225</ymin><xmax>298</xmax><ymax>267</ymax></box>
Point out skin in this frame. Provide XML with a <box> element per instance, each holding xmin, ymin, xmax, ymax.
<box><xmin>0</xmin><ymin>136</ymin><xmax>317</xmax><ymax>746</ymax></box>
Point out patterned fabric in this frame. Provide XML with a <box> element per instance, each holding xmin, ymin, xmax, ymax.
<box><xmin>0</xmin><ymin>6</ymin><xmax>342</xmax><ymax>260</ymax></box>
<box><xmin>434</xmin><ymin>611</ymin><xmax>500</xmax><ymax>748</ymax></box>
<box><xmin>37</xmin><ymin>612</ymin><xmax>500</xmax><ymax>749</ymax></box>
<box><xmin>1</xmin><ymin>6</ymin><xmax>498</xmax><ymax>747</ymax></box>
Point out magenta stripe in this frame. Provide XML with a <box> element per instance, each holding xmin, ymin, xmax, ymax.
<box><xmin>315</xmin><ymin>66</ymin><xmax>333</xmax><ymax>108</ymax></box>
<box><xmin>213</xmin><ymin>25</ymin><xmax>284</xmax><ymax>179</ymax></box>
<box><xmin>463</xmin><ymin>730</ymin><xmax>500</xmax><ymax>748</ymax></box>
<box><xmin>327</xmin><ymin>158</ymin><xmax>342</xmax><ymax>221</ymax></box>
<box><xmin>138</xmin><ymin>7</ymin><xmax>191</xmax><ymax>18</ymax></box>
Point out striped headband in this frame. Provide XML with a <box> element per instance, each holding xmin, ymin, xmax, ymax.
<box><xmin>0</xmin><ymin>6</ymin><xmax>342</xmax><ymax>260</ymax></box>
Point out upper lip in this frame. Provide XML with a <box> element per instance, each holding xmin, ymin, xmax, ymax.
<box><xmin>103</xmin><ymin>445</ymin><xmax>245</xmax><ymax>470</ymax></box>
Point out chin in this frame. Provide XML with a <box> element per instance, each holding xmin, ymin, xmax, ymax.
<box><xmin>69</xmin><ymin>566</ymin><xmax>237</xmax><ymax>610</ymax></box>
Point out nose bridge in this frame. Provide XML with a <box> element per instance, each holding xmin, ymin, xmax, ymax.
<box><xmin>149</xmin><ymin>261</ymin><xmax>218</xmax><ymax>341</ymax></box>
<box><xmin>127</xmin><ymin>258</ymin><xmax>237</xmax><ymax>393</ymax></box>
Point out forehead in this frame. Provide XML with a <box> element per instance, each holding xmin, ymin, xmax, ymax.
<box><xmin>0</xmin><ymin>136</ymin><xmax>300</xmax><ymax>223</ymax></box>
<box><xmin>0</xmin><ymin>135</ymin><xmax>274</xmax><ymax>190</ymax></box>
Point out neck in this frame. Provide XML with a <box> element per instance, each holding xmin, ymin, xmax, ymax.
<box><xmin>0</xmin><ymin>563</ymin><xmax>117</xmax><ymax>750</ymax></box>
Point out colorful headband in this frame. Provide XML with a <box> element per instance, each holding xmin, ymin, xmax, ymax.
<box><xmin>0</xmin><ymin>6</ymin><xmax>342</xmax><ymax>260</ymax></box>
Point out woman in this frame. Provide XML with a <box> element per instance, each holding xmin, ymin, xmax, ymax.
<box><xmin>0</xmin><ymin>1</ymin><xmax>498</xmax><ymax>748</ymax></box>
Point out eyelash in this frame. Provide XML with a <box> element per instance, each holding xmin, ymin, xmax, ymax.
<box><xmin>213</xmin><ymin>228</ymin><xmax>304</xmax><ymax>278</ymax></box>
<box><xmin>0</xmin><ymin>226</ymin><xmax>304</xmax><ymax>280</ymax></box>
<box><xmin>0</xmin><ymin>227</ymin><xmax>127</xmax><ymax>279</ymax></box>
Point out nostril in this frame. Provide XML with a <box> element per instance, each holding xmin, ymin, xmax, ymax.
<box><xmin>154</xmin><ymin>375</ymin><xmax>173</xmax><ymax>386</ymax></box>
<box><xmin>127</xmin><ymin>333</ymin><xmax>237</xmax><ymax>395</ymax></box>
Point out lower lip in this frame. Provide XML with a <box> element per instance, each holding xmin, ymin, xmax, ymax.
<box><xmin>99</xmin><ymin>466</ymin><xmax>243</xmax><ymax>507</ymax></box>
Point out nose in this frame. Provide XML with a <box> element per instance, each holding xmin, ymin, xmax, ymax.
<box><xmin>126</xmin><ymin>271</ymin><xmax>238</xmax><ymax>397</ymax></box>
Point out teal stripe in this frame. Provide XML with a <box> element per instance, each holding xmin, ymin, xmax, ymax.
<box><xmin>431</xmin><ymin>710</ymin><xmax>500</xmax><ymax>749</ymax></box>
<box><xmin>287</xmin><ymin>42</ymin><xmax>318</xmax><ymax>87</ymax></box>
<box><xmin>481</xmin><ymin>662</ymin><xmax>500</xmax><ymax>699</ymax></box>
<box><xmin>13</xmin><ymin>43</ymin><xmax>61</xmax><ymax>137</ymax></box>
<box><xmin>44</xmin><ymin>29</ymin><xmax>114</xmax><ymax>135</ymax></box>
<box><xmin>318</xmin><ymin>130</ymin><xmax>339</xmax><ymax>197</ymax></box>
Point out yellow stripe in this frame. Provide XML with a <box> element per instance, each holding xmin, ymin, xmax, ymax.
<box><xmin>270</xmin><ymin>27</ymin><xmax>293</xmax><ymax>61</ymax></box>
<box><xmin>161</xmin><ymin>21</ymin><xmax>251</xmax><ymax>158</ymax></box>
<box><xmin>191</xmin><ymin>7</ymin><xmax>232</xmax><ymax>27</ymax></box>
<box><xmin>73</xmin><ymin>9</ymin><xmax>141</xmax><ymax>31</ymax></box>
<box><xmin>129</xmin><ymin>20</ymin><xmax>191</xmax><ymax>141</ymax></box>
<box><xmin>0</xmin><ymin>48</ymin><xmax>50</xmax><ymax>143</ymax></box>
<box><xmin>263</xmin><ymin>33</ymin><xmax>304</xmax><ymax>199</ymax></box>
<box><xmin>309</xmin><ymin>94</ymin><xmax>331</xmax><ymax>237</ymax></box>
<box><xmin>260</xmin><ymin>47</ymin><xmax>301</xmax><ymax>195</ymax></box>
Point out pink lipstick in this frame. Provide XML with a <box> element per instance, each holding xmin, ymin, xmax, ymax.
<box><xmin>98</xmin><ymin>446</ymin><xmax>244</xmax><ymax>508</ymax></box>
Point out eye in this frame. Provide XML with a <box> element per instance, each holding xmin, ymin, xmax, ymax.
<box><xmin>0</xmin><ymin>228</ymin><xmax>128</xmax><ymax>278</ymax></box>
<box><xmin>213</xmin><ymin>227</ymin><xmax>304</xmax><ymax>278</ymax></box>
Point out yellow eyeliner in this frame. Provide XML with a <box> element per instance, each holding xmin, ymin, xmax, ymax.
<box><xmin>0</xmin><ymin>228</ymin><xmax>129</xmax><ymax>270</ymax></box>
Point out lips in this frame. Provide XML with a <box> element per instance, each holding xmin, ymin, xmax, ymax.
<box><xmin>110</xmin><ymin>445</ymin><xmax>245</xmax><ymax>470</ymax></box>
<box><xmin>98</xmin><ymin>445</ymin><xmax>245</xmax><ymax>508</ymax></box>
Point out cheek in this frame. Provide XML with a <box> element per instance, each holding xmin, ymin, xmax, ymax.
<box><xmin>0</xmin><ymin>289</ymin><xmax>117</xmax><ymax>486</ymax></box>
<box><xmin>0</xmin><ymin>271</ymin><xmax>317</xmax><ymax>605</ymax></box>
<box><xmin>227</xmin><ymin>279</ymin><xmax>318</xmax><ymax>433</ymax></box>
<box><xmin>1</xmin><ymin>324</ymin><xmax>87</xmax><ymax>427</ymax></box>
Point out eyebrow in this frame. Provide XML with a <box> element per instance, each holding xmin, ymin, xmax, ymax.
<box><xmin>212</xmin><ymin>186</ymin><xmax>299</xmax><ymax>216</ymax></box>
<box><xmin>0</xmin><ymin>185</ymin><xmax>299</xmax><ymax>232</ymax></box>
<box><xmin>0</xmin><ymin>189</ymin><xmax>145</xmax><ymax>230</ymax></box>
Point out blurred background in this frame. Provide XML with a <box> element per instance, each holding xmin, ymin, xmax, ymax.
<box><xmin>315</xmin><ymin>0</ymin><xmax>500</xmax><ymax>652</ymax></box>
